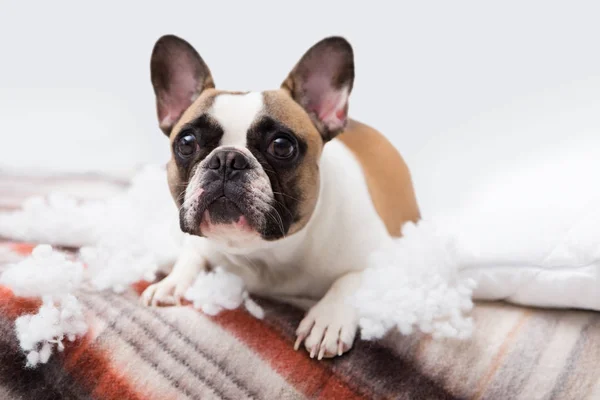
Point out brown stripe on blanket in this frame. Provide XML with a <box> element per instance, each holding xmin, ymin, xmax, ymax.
<box><xmin>259</xmin><ymin>298</ymin><xmax>461</xmax><ymax>400</ymax></box>
<box><xmin>95</xmin><ymin>291</ymin><xmax>260</xmax><ymax>400</ymax></box>
<box><xmin>0</xmin><ymin>285</ymin><xmax>148</xmax><ymax>400</ymax></box>
<box><xmin>479</xmin><ymin>309</ymin><xmax>559</xmax><ymax>399</ymax></box>
<box><xmin>212</xmin><ymin>306</ymin><xmax>366</xmax><ymax>400</ymax></box>
<box><xmin>472</xmin><ymin>310</ymin><xmax>532</xmax><ymax>399</ymax></box>
<box><xmin>0</xmin><ymin>314</ymin><xmax>93</xmax><ymax>400</ymax></box>
<box><xmin>408</xmin><ymin>303</ymin><xmax>526</xmax><ymax>397</ymax></box>
<box><xmin>81</xmin><ymin>293</ymin><xmax>228</xmax><ymax>400</ymax></box>
<box><xmin>112</xmin><ymin>292</ymin><xmax>304</xmax><ymax>400</ymax></box>
<box><xmin>61</xmin><ymin>333</ymin><xmax>150</xmax><ymax>400</ymax></box>
<box><xmin>516</xmin><ymin>311</ymin><xmax>595</xmax><ymax>400</ymax></box>
<box><xmin>548</xmin><ymin>315</ymin><xmax>600</xmax><ymax>400</ymax></box>
<box><xmin>332</xmin><ymin>341</ymin><xmax>462</xmax><ymax>400</ymax></box>
<box><xmin>77</xmin><ymin>299</ymin><xmax>187</xmax><ymax>400</ymax></box>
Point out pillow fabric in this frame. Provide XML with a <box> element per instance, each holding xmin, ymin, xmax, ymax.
<box><xmin>445</xmin><ymin>139</ymin><xmax>600</xmax><ymax>311</ymax></box>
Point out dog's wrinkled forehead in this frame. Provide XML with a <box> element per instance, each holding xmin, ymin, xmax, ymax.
<box><xmin>171</xmin><ymin>90</ymin><xmax>255</xmax><ymax>145</ymax></box>
<box><xmin>170</xmin><ymin>89</ymin><xmax>321</xmax><ymax>150</ymax></box>
<box><xmin>211</xmin><ymin>92</ymin><xmax>263</xmax><ymax>146</ymax></box>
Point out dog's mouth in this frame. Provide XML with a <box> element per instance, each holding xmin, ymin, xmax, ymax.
<box><xmin>199</xmin><ymin>198</ymin><xmax>254</xmax><ymax>236</ymax></box>
<box><xmin>180</xmin><ymin>185</ymin><xmax>261</xmax><ymax>238</ymax></box>
<box><xmin>205</xmin><ymin>196</ymin><xmax>243</xmax><ymax>225</ymax></box>
<box><xmin>179</xmin><ymin>170</ymin><xmax>288</xmax><ymax>242</ymax></box>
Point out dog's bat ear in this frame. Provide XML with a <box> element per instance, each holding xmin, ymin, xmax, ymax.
<box><xmin>150</xmin><ymin>35</ymin><xmax>215</xmax><ymax>136</ymax></box>
<box><xmin>281</xmin><ymin>36</ymin><xmax>355</xmax><ymax>142</ymax></box>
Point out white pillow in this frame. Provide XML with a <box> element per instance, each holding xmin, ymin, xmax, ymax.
<box><xmin>443</xmin><ymin>138</ymin><xmax>600</xmax><ymax>311</ymax></box>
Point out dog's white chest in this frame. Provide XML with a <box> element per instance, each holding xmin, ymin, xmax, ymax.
<box><xmin>205</xmin><ymin>140</ymin><xmax>392</xmax><ymax>300</ymax></box>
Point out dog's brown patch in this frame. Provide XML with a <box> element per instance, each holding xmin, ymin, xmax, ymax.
<box><xmin>262</xmin><ymin>90</ymin><xmax>324</xmax><ymax>234</ymax></box>
<box><xmin>338</xmin><ymin>120</ymin><xmax>420</xmax><ymax>236</ymax></box>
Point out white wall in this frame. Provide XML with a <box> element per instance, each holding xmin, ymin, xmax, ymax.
<box><xmin>1</xmin><ymin>0</ymin><xmax>599</xmax><ymax>216</ymax></box>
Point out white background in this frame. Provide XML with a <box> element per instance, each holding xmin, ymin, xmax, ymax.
<box><xmin>1</xmin><ymin>1</ymin><xmax>599</xmax><ymax>216</ymax></box>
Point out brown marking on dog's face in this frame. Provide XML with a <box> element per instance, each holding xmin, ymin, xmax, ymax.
<box><xmin>150</xmin><ymin>35</ymin><xmax>355</xmax><ymax>248</ymax></box>
<box><xmin>261</xmin><ymin>90</ymin><xmax>324</xmax><ymax>234</ymax></box>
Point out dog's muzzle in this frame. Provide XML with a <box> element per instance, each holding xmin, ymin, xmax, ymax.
<box><xmin>180</xmin><ymin>147</ymin><xmax>274</xmax><ymax>238</ymax></box>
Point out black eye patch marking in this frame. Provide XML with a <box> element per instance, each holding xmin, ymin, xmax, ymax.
<box><xmin>246</xmin><ymin>116</ymin><xmax>307</xmax><ymax>167</ymax></box>
<box><xmin>172</xmin><ymin>114</ymin><xmax>224</xmax><ymax>182</ymax></box>
<box><xmin>244</xmin><ymin>116</ymin><xmax>309</xmax><ymax>239</ymax></box>
<box><xmin>173</xmin><ymin>115</ymin><xmax>223</xmax><ymax>160</ymax></box>
<box><xmin>176</xmin><ymin>114</ymin><xmax>224</xmax><ymax>149</ymax></box>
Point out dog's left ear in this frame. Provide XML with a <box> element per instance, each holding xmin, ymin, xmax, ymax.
<box><xmin>150</xmin><ymin>35</ymin><xmax>215</xmax><ymax>136</ymax></box>
<box><xmin>281</xmin><ymin>36</ymin><xmax>355</xmax><ymax>142</ymax></box>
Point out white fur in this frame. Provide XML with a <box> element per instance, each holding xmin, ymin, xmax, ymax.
<box><xmin>147</xmin><ymin>138</ymin><xmax>389</xmax><ymax>301</ymax></box>
<box><xmin>141</xmin><ymin>234</ymin><xmax>206</xmax><ymax>307</ymax></box>
<box><xmin>203</xmin><ymin>139</ymin><xmax>391</xmax><ymax>298</ymax></box>
<box><xmin>147</xmin><ymin>138</ymin><xmax>393</xmax><ymax>357</ymax></box>
<box><xmin>181</xmin><ymin>92</ymin><xmax>270</xmax><ymax>234</ymax></box>
<box><xmin>210</xmin><ymin>92</ymin><xmax>263</xmax><ymax>147</ymax></box>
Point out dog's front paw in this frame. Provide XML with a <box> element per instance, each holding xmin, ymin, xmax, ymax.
<box><xmin>294</xmin><ymin>299</ymin><xmax>358</xmax><ymax>360</ymax></box>
<box><xmin>141</xmin><ymin>274</ymin><xmax>195</xmax><ymax>307</ymax></box>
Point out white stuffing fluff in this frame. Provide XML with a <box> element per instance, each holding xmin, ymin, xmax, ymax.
<box><xmin>0</xmin><ymin>165</ymin><xmax>183</xmax><ymax>292</ymax></box>
<box><xmin>1</xmin><ymin>246</ymin><xmax>88</xmax><ymax>367</ymax></box>
<box><xmin>0</xmin><ymin>164</ymin><xmax>478</xmax><ymax>367</ymax></box>
<box><xmin>351</xmin><ymin>221</ymin><xmax>476</xmax><ymax>341</ymax></box>
<box><xmin>0</xmin><ymin>166</ymin><xmax>184</xmax><ymax>367</ymax></box>
<box><xmin>0</xmin><ymin>166</ymin><xmax>265</xmax><ymax>367</ymax></box>
<box><xmin>185</xmin><ymin>267</ymin><xmax>265</xmax><ymax>319</ymax></box>
<box><xmin>79</xmin><ymin>165</ymin><xmax>182</xmax><ymax>292</ymax></box>
<box><xmin>0</xmin><ymin>244</ymin><xmax>83</xmax><ymax>297</ymax></box>
<box><xmin>16</xmin><ymin>295</ymin><xmax>87</xmax><ymax>368</ymax></box>
<box><xmin>2</xmin><ymin>143</ymin><xmax>599</xmax><ymax>363</ymax></box>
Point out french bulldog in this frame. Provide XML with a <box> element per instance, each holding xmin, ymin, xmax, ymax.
<box><xmin>141</xmin><ymin>34</ymin><xmax>420</xmax><ymax>359</ymax></box>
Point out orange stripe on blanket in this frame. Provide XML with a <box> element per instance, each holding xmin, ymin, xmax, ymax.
<box><xmin>8</xmin><ymin>243</ymin><xmax>36</xmax><ymax>256</ymax></box>
<box><xmin>473</xmin><ymin>310</ymin><xmax>533</xmax><ymax>400</ymax></box>
<box><xmin>131</xmin><ymin>280</ymin><xmax>152</xmax><ymax>296</ymax></box>
<box><xmin>0</xmin><ymin>286</ymin><xmax>42</xmax><ymax>318</ymax></box>
<box><xmin>62</xmin><ymin>334</ymin><xmax>151</xmax><ymax>400</ymax></box>
<box><xmin>213</xmin><ymin>309</ymin><xmax>366</xmax><ymax>400</ymax></box>
<box><xmin>0</xmin><ymin>286</ymin><xmax>149</xmax><ymax>400</ymax></box>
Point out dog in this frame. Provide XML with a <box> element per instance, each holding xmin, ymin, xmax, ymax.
<box><xmin>141</xmin><ymin>34</ymin><xmax>420</xmax><ymax>359</ymax></box>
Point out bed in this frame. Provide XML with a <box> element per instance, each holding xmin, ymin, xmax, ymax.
<box><xmin>0</xmin><ymin>172</ymin><xmax>598</xmax><ymax>400</ymax></box>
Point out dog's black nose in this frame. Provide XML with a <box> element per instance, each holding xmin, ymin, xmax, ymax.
<box><xmin>207</xmin><ymin>150</ymin><xmax>250</xmax><ymax>177</ymax></box>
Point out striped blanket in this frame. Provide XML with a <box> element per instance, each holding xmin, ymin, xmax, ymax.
<box><xmin>0</xmin><ymin>172</ymin><xmax>599</xmax><ymax>400</ymax></box>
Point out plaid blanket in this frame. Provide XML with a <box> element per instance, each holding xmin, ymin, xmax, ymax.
<box><xmin>0</xmin><ymin>172</ymin><xmax>599</xmax><ymax>400</ymax></box>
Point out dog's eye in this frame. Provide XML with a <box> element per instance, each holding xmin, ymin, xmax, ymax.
<box><xmin>268</xmin><ymin>136</ymin><xmax>296</xmax><ymax>159</ymax></box>
<box><xmin>176</xmin><ymin>133</ymin><xmax>198</xmax><ymax>158</ymax></box>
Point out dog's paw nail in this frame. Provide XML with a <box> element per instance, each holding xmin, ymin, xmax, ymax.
<box><xmin>310</xmin><ymin>345</ymin><xmax>318</xmax><ymax>359</ymax></box>
<box><xmin>318</xmin><ymin>345</ymin><xmax>326</xmax><ymax>360</ymax></box>
<box><xmin>294</xmin><ymin>336</ymin><xmax>303</xmax><ymax>351</ymax></box>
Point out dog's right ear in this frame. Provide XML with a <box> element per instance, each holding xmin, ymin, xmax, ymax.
<box><xmin>150</xmin><ymin>35</ymin><xmax>215</xmax><ymax>136</ymax></box>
